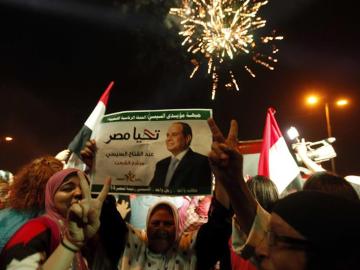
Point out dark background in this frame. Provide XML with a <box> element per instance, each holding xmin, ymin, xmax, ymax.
<box><xmin>0</xmin><ymin>0</ymin><xmax>359</xmax><ymax>176</ymax></box>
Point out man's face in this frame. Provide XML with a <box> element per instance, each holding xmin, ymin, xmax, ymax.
<box><xmin>147</xmin><ymin>206</ymin><xmax>176</xmax><ymax>254</ymax></box>
<box><xmin>255</xmin><ymin>213</ymin><xmax>307</xmax><ymax>270</ymax></box>
<box><xmin>166</xmin><ymin>123</ymin><xmax>191</xmax><ymax>156</ymax></box>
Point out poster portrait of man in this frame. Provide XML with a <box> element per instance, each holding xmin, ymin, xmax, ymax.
<box><xmin>149</xmin><ymin>122</ymin><xmax>212</xmax><ymax>193</ymax></box>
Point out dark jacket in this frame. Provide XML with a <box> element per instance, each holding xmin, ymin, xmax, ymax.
<box><xmin>149</xmin><ymin>148</ymin><xmax>212</xmax><ymax>193</ymax></box>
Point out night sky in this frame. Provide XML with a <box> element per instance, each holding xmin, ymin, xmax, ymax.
<box><xmin>0</xmin><ymin>0</ymin><xmax>359</xmax><ymax>176</ymax></box>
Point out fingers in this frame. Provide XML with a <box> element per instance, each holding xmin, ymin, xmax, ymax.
<box><xmin>209</xmin><ymin>150</ymin><xmax>226</xmax><ymax>166</ymax></box>
<box><xmin>226</xmin><ymin>119</ymin><xmax>239</xmax><ymax>147</ymax></box>
<box><xmin>80</xmin><ymin>148</ymin><xmax>94</xmax><ymax>159</ymax></box>
<box><xmin>87</xmin><ymin>139</ymin><xmax>97</xmax><ymax>150</ymax></box>
<box><xmin>211</xmin><ymin>142</ymin><xmax>229</xmax><ymax>160</ymax></box>
<box><xmin>68</xmin><ymin>203</ymin><xmax>86</xmax><ymax>226</ymax></box>
<box><xmin>207</xmin><ymin>118</ymin><xmax>225</xmax><ymax>143</ymax></box>
<box><xmin>119</xmin><ymin>200</ymin><xmax>128</xmax><ymax>207</ymax></box>
<box><xmin>209</xmin><ymin>142</ymin><xmax>229</xmax><ymax>167</ymax></box>
<box><xmin>208</xmin><ymin>118</ymin><xmax>239</xmax><ymax>148</ymax></box>
<box><xmin>67</xmin><ymin>221</ymin><xmax>85</xmax><ymax>244</ymax></box>
<box><xmin>209</xmin><ymin>141</ymin><xmax>242</xmax><ymax>166</ymax></box>
<box><xmin>79</xmin><ymin>201</ymin><xmax>90</xmax><ymax>224</ymax></box>
<box><xmin>80</xmin><ymin>148</ymin><xmax>92</xmax><ymax>158</ymax></box>
<box><xmin>96</xmin><ymin>177</ymin><xmax>111</xmax><ymax>204</ymax></box>
<box><xmin>78</xmin><ymin>171</ymin><xmax>91</xmax><ymax>201</ymax></box>
<box><xmin>80</xmin><ymin>140</ymin><xmax>97</xmax><ymax>158</ymax></box>
<box><xmin>116</xmin><ymin>200</ymin><xmax>130</xmax><ymax>212</ymax></box>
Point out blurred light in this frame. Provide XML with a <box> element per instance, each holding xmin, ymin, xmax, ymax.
<box><xmin>4</xmin><ymin>137</ymin><xmax>13</xmax><ymax>142</ymax></box>
<box><xmin>336</xmin><ymin>99</ymin><xmax>348</xmax><ymax>106</ymax></box>
<box><xmin>287</xmin><ymin>126</ymin><xmax>299</xmax><ymax>140</ymax></box>
<box><xmin>306</xmin><ymin>95</ymin><xmax>319</xmax><ymax>105</ymax></box>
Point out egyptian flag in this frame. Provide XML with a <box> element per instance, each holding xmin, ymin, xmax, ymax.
<box><xmin>258</xmin><ymin>108</ymin><xmax>301</xmax><ymax>195</ymax></box>
<box><xmin>65</xmin><ymin>81</ymin><xmax>114</xmax><ymax>169</ymax></box>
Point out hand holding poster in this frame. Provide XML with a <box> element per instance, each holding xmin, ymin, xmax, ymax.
<box><xmin>91</xmin><ymin>109</ymin><xmax>213</xmax><ymax>195</ymax></box>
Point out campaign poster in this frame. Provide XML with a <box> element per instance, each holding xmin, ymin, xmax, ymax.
<box><xmin>91</xmin><ymin>109</ymin><xmax>213</xmax><ymax>195</ymax></box>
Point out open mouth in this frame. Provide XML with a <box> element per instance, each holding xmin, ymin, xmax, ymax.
<box><xmin>154</xmin><ymin>231</ymin><xmax>171</xmax><ymax>240</ymax></box>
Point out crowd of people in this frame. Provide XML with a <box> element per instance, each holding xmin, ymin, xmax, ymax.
<box><xmin>0</xmin><ymin>118</ymin><xmax>360</xmax><ymax>270</ymax></box>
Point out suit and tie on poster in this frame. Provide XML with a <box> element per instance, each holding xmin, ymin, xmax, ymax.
<box><xmin>91</xmin><ymin>109</ymin><xmax>213</xmax><ymax>195</ymax></box>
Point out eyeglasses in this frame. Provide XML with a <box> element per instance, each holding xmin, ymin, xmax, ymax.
<box><xmin>267</xmin><ymin>231</ymin><xmax>310</xmax><ymax>250</ymax></box>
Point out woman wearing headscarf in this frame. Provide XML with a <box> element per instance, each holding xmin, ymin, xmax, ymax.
<box><xmin>0</xmin><ymin>168</ymin><xmax>110</xmax><ymax>270</ymax></box>
<box><xmin>116</xmin><ymin>190</ymin><xmax>231</xmax><ymax>270</ymax></box>
<box><xmin>119</xmin><ymin>200</ymin><xmax>185</xmax><ymax>269</ymax></box>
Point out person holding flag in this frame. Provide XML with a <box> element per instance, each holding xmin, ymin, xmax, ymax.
<box><xmin>66</xmin><ymin>81</ymin><xmax>114</xmax><ymax>170</ymax></box>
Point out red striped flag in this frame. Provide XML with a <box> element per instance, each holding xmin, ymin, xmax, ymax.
<box><xmin>258</xmin><ymin>108</ymin><xmax>300</xmax><ymax>194</ymax></box>
<box><xmin>65</xmin><ymin>81</ymin><xmax>114</xmax><ymax>169</ymax></box>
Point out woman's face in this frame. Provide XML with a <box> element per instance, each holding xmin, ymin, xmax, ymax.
<box><xmin>54</xmin><ymin>175</ymin><xmax>82</xmax><ymax>218</ymax></box>
<box><xmin>147</xmin><ymin>206</ymin><xmax>176</xmax><ymax>254</ymax></box>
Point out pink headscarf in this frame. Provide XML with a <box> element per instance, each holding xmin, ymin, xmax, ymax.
<box><xmin>43</xmin><ymin>168</ymin><xmax>89</xmax><ymax>269</ymax></box>
<box><xmin>45</xmin><ymin>168</ymin><xmax>80</xmax><ymax>224</ymax></box>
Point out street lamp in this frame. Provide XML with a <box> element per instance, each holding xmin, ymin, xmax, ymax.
<box><xmin>305</xmin><ymin>95</ymin><xmax>349</xmax><ymax>173</ymax></box>
<box><xmin>1</xmin><ymin>136</ymin><xmax>14</xmax><ymax>143</ymax></box>
<box><xmin>4</xmin><ymin>137</ymin><xmax>13</xmax><ymax>142</ymax></box>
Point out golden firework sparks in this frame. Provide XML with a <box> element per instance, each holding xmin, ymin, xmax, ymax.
<box><xmin>170</xmin><ymin>0</ymin><xmax>283</xmax><ymax>99</ymax></box>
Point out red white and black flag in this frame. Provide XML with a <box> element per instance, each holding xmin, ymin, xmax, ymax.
<box><xmin>65</xmin><ymin>81</ymin><xmax>114</xmax><ymax>169</ymax></box>
<box><xmin>258</xmin><ymin>108</ymin><xmax>301</xmax><ymax>195</ymax></box>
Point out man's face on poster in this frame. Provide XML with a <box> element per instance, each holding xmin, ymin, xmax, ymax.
<box><xmin>166</xmin><ymin>123</ymin><xmax>191</xmax><ymax>156</ymax></box>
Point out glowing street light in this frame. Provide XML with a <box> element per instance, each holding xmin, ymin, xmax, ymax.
<box><xmin>306</xmin><ymin>95</ymin><xmax>319</xmax><ymax>105</ymax></box>
<box><xmin>336</xmin><ymin>99</ymin><xmax>348</xmax><ymax>107</ymax></box>
<box><xmin>4</xmin><ymin>137</ymin><xmax>13</xmax><ymax>142</ymax></box>
<box><xmin>1</xmin><ymin>136</ymin><xmax>14</xmax><ymax>143</ymax></box>
<box><xmin>305</xmin><ymin>94</ymin><xmax>349</xmax><ymax>173</ymax></box>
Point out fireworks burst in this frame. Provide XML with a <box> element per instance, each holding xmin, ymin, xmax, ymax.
<box><xmin>170</xmin><ymin>0</ymin><xmax>283</xmax><ymax>99</ymax></box>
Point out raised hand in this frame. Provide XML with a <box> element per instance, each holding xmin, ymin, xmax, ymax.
<box><xmin>208</xmin><ymin>118</ymin><xmax>257</xmax><ymax>233</ymax></box>
<box><xmin>293</xmin><ymin>138</ymin><xmax>308</xmax><ymax>157</ymax></box>
<box><xmin>80</xmin><ymin>139</ymin><xmax>97</xmax><ymax>169</ymax></box>
<box><xmin>208</xmin><ymin>118</ymin><xmax>238</xmax><ymax>146</ymax></box>
<box><xmin>67</xmin><ymin>171</ymin><xmax>111</xmax><ymax>246</ymax></box>
<box><xmin>116</xmin><ymin>200</ymin><xmax>131</xmax><ymax>219</ymax></box>
<box><xmin>207</xmin><ymin>118</ymin><xmax>243</xmax><ymax>186</ymax></box>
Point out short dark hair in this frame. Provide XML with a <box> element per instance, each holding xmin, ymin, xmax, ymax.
<box><xmin>174</xmin><ymin>122</ymin><xmax>192</xmax><ymax>146</ymax></box>
<box><xmin>303</xmin><ymin>172</ymin><xmax>359</xmax><ymax>201</ymax></box>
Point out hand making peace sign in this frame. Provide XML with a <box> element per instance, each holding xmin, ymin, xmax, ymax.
<box><xmin>207</xmin><ymin>118</ymin><xmax>243</xmax><ymax>187</ymax></box>
<box><xmin>66</xmin><ymin>171</ymin><xmax>111</xmax><ymax>246</ymax></box>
